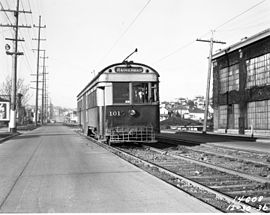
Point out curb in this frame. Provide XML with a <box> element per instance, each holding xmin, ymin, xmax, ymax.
<box><xmin>0</xmin><ymin>133</ymin><xmax>21</xmax><ymax>144</ymax></box>
<box><xmin>256</xmin><ymin>139</ymin><xmax>270</xmax><ymax>144</ymax></box>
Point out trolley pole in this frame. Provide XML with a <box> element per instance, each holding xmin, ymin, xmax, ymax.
<box><xmin>197</xmin><ymin>31</ymin><xmax>226</xmax><ymax>134</ymax></box>
<box><xmin>0</xmin><ymin>0</ymin><xmax>31</xmax><ymax>133</ymax></box>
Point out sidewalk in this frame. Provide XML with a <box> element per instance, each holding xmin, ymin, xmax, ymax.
<box><xmin>0</xmin><ymin>126</ymin><xmax>9</xmax><ymax>133</ymax></box>
<box><xmin>0</xmin><ymin>127</ymin><xmax>19</xmax><ymax>143</ymax></box>
<box><xmin>206</xmin><ymin>141</ymin><xmax>270</xmax><ymax>154</ymax></box>
<box><xmin>161</xmin><ymin>129</ymin><xmax>270</xmax><ymax>154</ymax></box>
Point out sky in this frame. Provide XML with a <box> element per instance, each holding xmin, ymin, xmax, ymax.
<box><xmin>0</xmin><ymin>0</ymin><xmax>270</xmax><ymax>108</ymax></box>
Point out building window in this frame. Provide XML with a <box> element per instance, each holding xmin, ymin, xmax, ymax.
<box><xmin>219</xmin><ymin>64</ymin><xmax>239</xmax><ymax>93</ymax></box>
<box><xmin>247</xmin><ymin>100</ymin><xmax>269</xmax><ymax>129</ymax></box>
<box><xmin>246</xmin><ymin>53</ymin><xmax>270</xmax><ymax>88</ymax></box>
<box><xmin>219</xmin><ymin>104</ymin><xmax>239</xmax><ymax>129</ymax></box>
<box><xmin>218</xmin><ymin>105</ymin><xmax>227</xmax><ymax>128</ymax></box>
<box><xmin>228</xmin><ymin>64</ymin><xmax>239</xmax><ymax>91</ymax></box>
<box><xmin>233</xmin><ymin>104</ymin><xmax>240</xmax><ymax>129</ymax></box>
<box><xmin>219</xmin><ymin>67</ymin><xmax>228</xmax><ymax>93</ymax></box>
<box><xmin>113</xmin><ymin>83</ymin><xmax>130</xmax><ymax>104</ymax></box>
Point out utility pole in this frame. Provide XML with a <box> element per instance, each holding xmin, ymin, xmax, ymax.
<box><xmin>0</xmin><ymin>0</ymin><xmax>31</xmax><ymax>133</ymax></box>
<box><xmin>40</xmin><ymin>51</ymin><xmax>48</xmax><ymax>124</ymax></box>
<box><xmin>197</xmin><ymin>31</ymin><xmax>226</xmax><ymax>134</ymax></box>
<box><xmin>32</xmin><ymin>15</ymin><xmax>46</xmax><ymax>126</ymax></box>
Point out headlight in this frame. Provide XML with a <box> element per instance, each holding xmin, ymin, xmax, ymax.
<box><xmin>128</xmin><ymin>109</ymin><xmax>136</xmax><ymax>116</ymax></box>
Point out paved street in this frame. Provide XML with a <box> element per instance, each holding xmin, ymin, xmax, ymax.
<box><xmin>0</xmin><ymin>125</ymin><xmax>218</xmax><ymax>213</ymax></box>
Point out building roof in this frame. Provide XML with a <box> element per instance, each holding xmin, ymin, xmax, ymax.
<box><xmin>189</xmin><ymin>108</ymin><xmax>205</xmax><ymax>114</ymax></box>
<box><xmin>170</xmin><ymin>105</ymin><xmax>189</xmax><ymax>111</ymax></box>
<box><xmin>212</xmin><ymin>28</ymin><xmax>270</xmax><ymax>60</ymax></box>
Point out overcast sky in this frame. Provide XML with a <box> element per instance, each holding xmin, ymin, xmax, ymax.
<box><xmin>0</xmin><ymin>0</ymin><xmax>269</xmax><ymax>108</ymax></box>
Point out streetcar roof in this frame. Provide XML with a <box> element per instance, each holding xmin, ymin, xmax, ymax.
<box><xmin>77</xmin><ymin>62</ymin><xmax>159</xmax><ymax>99</ymax></box>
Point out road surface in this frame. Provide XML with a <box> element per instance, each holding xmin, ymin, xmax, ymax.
<box><xmin>0</xmin><ymin>125</ymin><xmax>219</xmax><ymax>213</ymax></box>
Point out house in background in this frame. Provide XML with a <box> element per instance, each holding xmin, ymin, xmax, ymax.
<box><xmin>186</xmin><ymin>108</ymin><xmax>205</xmax><ymax>122</ymax></box>
<box><xmin>160</xmin><ymin>106</ymin><xmax>169</xmax><ymax>121</ymax></box>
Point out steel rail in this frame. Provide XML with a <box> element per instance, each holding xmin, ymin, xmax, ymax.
<box><xmin>148</xmin><ymin>146</ymin><xmax>270</xmax><ymax>184</ymax></box>
<box><xmin>80</xmin><ymin>133</ymin><xmax>260</xmax><ymax>213</ymax></box>
<box><xmin>185</xmin><ymin>147</ymin><xmax>270</xmax><ymax>167</ymax></box>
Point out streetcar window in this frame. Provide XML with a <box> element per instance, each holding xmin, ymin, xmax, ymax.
<box><xmin>151</xmin><ymin>83</ymin><xmax>158</xmax><ymax>102</ymax></box>
<box><xmin>132</xmin><ymin>83</ymin><xmax>148</xmax><ymax>103</ymax></box>
<box><xmin>113</xmin><ymin>83</ymin><xmax>130</xmax><ymax>104</ymax></box>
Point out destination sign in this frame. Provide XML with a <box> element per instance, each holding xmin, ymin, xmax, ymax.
<box><xmin>115</xmin><ymin>67</ymin><xmax>143</xmax><ymax>73</ymax></box>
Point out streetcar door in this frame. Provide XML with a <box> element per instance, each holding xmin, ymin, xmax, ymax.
<box><xmin>97</xmin><ymin>86</ymin><xmax>105</xmax><ymax>138</ymax></box>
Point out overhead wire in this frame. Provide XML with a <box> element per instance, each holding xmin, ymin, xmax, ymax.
<box><xmin>214</xmin><ymin>0</ymin><xmax>266</xmax><ymax>31</ymax></box>
<box><xmin>96</xmin><ymin>0</ymin><xmax>152</xmax><ymax>68</ymax></box>
<box><xmin>3</xmin><ymin>0</ymin><xmax>10</xmax><ymax>8</ymax></box>
<box><xmin>154</xmin><ymin>0</ymin><xmax>267</xmax><ymax>65</ymax></box>
<box><xmin>17</xmin><ymin>0</ymin><xmax>35</xmax><ymax>76</ymax></box>
<box><xmin>0</xmin><ymin>1</ymin><xmax>13</xmax><ymax>25</ymax></box>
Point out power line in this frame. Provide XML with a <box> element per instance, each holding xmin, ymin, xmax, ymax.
<box><xmin>27</xmin><ymin>0</ymin><xmax>35</xmax><ymax>27</ymax></box>
<box><xmin>19</xmin><ymin>0</ymin><xmax>35</xmax><ymax>74</ymax></box>
<box><xmin>0</xmin><ymin>1</ymin><xmax>13</xmax><ymax>25</ymax></box>
<box><xmin>153</xmin><ymin>0</ymin><xmax>267</xmax><ymax>65</ymax></box>
<box><xmin>214</xmin><ymin>0</ymin><xmax>266</xmax><ymax>31</ymax></box>
<box><xmin>3</xmin><ymin>0</ymin><xmax>10</xmax><ymax>8</ymax></box>
<box><xmin>96</xmin><ymin>0</ymin><xmax>152</xmax><ymax>68</ymax></box>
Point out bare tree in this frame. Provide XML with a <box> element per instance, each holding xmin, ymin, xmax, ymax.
<box><xmin>0</xmin><ymin>76</ymin><xmax>31</xmax><ymax>106</ymax></box>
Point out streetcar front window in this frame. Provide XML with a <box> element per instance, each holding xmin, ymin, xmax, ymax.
<box><xmin>151</xmin><ymin>83</ymin><xmax>158</xmax><ymax>102</ymax></box>
<box><xmin>113</xmin><ymin>83</ymin><xmax>130</xmax><ymax>104</ymax></box>
<box><xmin>132</xmin><ymin>83</ymin><xmax>148</xmax><ymax>103</ymax></box>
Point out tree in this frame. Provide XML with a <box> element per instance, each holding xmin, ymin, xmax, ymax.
<box><xmin>187</xmin><ymin>100</ymin><xmax>195</xmax><ymax>110</ymax></box>
<box><xmin>0</xmin><ymin>76</ymin><xmax>31</xmax><ymax>106</ymax></box>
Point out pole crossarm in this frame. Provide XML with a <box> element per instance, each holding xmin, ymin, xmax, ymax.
<box><xmin>30</xmin><ymin>73</ymin><xmax>47</xmax><ymax>76</ymax></box>
<box><xmin>32</xmin><ymin>49</ymin><xmax>45</xmax><ymax>51</ymax></box>
<box><xmin>5</xmin><ymin>38</ymin><xmax>25</xmax><ymax>42</ymax></box>
<box><xmin>6</xmin><ymin>51</ymin><xmax>24</xmax><ymax>55</ymax></box>
<box><xmin>30</xmin><ymin>87</ymin><xmax>42</xmax><ymax>90</ymax></box>
<box><xmin>0</xmin><ymin>24</ymin><xmax>31</xmax><ymax>28</ymax></box>
<box><xmin>1</xmin><ymin>9</ymin><xmax>32</xmax><ymax>14</ymax></box>
<box><xmin>32</xmin><ymin>38</ymin><xmax>46</xmax><ymax>41</ymax></box>
<box><xmin>33</xmin><ymin>24</ymin><xmax>46</xmax><ymax>28</ymax></box>
<box><xmin>196</xmin><ymin>38</ymin><xmax>226</xmax><ymax>44</ymax></box>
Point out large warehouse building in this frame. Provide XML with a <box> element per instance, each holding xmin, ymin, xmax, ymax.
<box><xmin>212</xmin><ymin>29</ymin><xmax>270</xmax><ymax>136</ymax></box>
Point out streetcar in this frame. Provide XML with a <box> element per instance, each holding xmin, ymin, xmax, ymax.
<box><xmin>77</xmin><ymin>60</ymin><xmax>160</xmax><ymax>144</ymax></box>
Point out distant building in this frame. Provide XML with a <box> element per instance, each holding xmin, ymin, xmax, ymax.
<box><xmin>176</xmin><ymin>97</ymin><xmax>187</xmax><ymax>105</ymax></box>
<box><xmin>170</xmin><ymin>105</ymin><xmax>189</xmax><ymax>117</ymax></box>
<box><xmin>193</xmin><ymin>96</ymin><xmax>205</xmax><ymax>110</ymax></box>
<box><xmin>185</xmin><ymin>108</ymin><xmax>205</xmax><ymax>121</ymax></box>
<box><xmin>212</xmin><ymin>29</ymin><xmax>270</xmax><ymax>136</ymax></box>
<box><xmin>160</xmin><ymin>106</ymin><xmax>169</xmax><ymax>121</ymax></box>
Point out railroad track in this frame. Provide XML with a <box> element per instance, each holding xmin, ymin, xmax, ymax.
<box><xmin>115</xmin><ymin>144</ymin><xmax>270</xmax><ymax>213</ymax></box>
<box><xmin>79</xmin><ymin>131</ymin><xmax>269</xmax><ymax>213</ymax></box>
